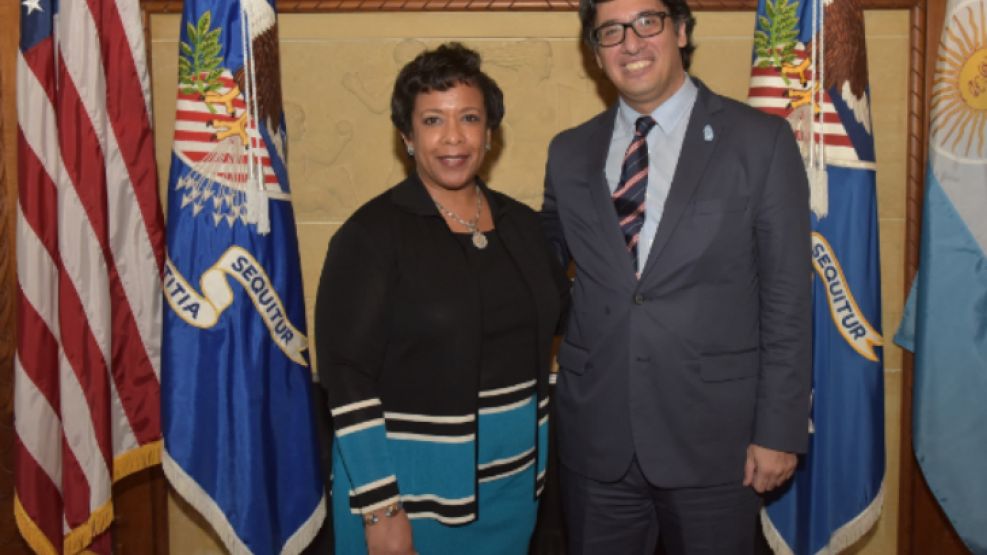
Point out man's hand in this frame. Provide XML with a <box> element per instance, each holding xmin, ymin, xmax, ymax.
<box><xmin>743</xmin><ymin>444</ymin><xmax>797</xmax><ymax>493</ymax></box>
<box><xmin>364</xmin><ymin>509</ymin><xmax>416</xmax><ymax>555</ymax></box>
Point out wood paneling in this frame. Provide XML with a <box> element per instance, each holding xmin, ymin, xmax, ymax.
<box><xmin>898</xmin><ymin>0</ymin><xmax>971</xmax><ymax>552</ymax></box>
<box><xmin>112</xmin><ymin>468</ymin><xmax>170</xmax><ymax>554</ymax></box>
<box><xmin>0</xmin><ymin>1</ymin><xmax>29</xmax><ymax>552</ymax></box>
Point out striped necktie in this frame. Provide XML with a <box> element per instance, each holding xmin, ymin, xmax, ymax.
<box><xmin>612</xmin><ymin>115</ymin><xmax>656</xmax><ymax>272</ymax></box>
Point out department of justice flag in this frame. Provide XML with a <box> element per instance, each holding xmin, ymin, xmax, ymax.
<box><xmin>161</xmin><ymin>1</ymin><xmax>326</xmax><ymax>553</ymax></box>
<box><xmin>15</xmin><ymin>0</ymin><xmax>166</xmax><ymax>552</ymax></box>
<box><xmin>895</xmin><ymin>0</ymin><xmax>987</xmax><ymax>552</ymax></box>
<box><xmin>747</xmin><ymin>0</ymin><xmax>886</xmax><ymax>552</ymax></box>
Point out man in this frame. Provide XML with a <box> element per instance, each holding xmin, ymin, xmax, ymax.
<box><xmin>541</xmin><ymin>0</ymin><xmax>812</xmax><ymax>552</ymax></box>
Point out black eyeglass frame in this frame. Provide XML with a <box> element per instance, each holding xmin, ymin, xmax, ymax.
<box><xmin>591</xmin><ymin>11</ymin><xmax>673</xmax><ymax>48</ymax></box>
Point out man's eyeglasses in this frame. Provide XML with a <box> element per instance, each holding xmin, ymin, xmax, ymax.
<box><xmin>592</xmin><ymin>11</ymin><xmax>672</xmax><ymax>47</ymax></box>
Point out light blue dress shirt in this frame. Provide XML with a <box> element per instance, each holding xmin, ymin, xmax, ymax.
<box><xmin>605</xmin><ymin>76</ymin><xmax>698</xmax><ymax>274</ymax></box>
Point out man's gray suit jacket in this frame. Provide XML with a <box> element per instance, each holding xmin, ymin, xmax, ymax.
<box><xmin>542</xmin><ymin>80</ymin><xmax>813</xmax><ymax>488</ymax></box>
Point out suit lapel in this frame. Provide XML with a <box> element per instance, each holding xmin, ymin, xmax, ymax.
<box><xmin>640</xmin><ymin>81</ymin><xmax>723</xmax><ymax>280</ymax></box>
<box><xmin>584</xmin><ymin>106</ymin><xmax>639</xmax><ymax>281</ymax></box>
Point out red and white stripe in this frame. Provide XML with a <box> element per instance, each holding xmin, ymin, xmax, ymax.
<box><xmin>747</xmin><ymin>47</ymin><xmax>859</xmax><ymax>162</ymax></box>
<box><xmin>15</xmin><ymin>1</ymin><xmax>165</xmax><ymax>553</ymax></box>
<box><xmin>173</xmin><ymin>73</ymin><xmax>282</xmax><ymax>190</ymax></box>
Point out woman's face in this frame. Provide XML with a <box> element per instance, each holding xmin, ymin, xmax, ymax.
<box><xmin>403</xmin><ymin>83</ymin><xmax>491</xmax><ymax>193</ymax></box>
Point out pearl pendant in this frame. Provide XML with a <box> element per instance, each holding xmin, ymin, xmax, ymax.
<box><xmin>471</xmin><ymin>230</ymin><xmax>488</xmax><ymax>249</ymax></box>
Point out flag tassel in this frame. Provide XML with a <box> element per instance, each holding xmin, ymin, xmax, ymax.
<box><xmin>245</xmin><ymin>183</ymin><xmax>270</xmax><ymax>235</ymax></box>
<box><xmin>808</xmin><ymin>165</ymin><xmax>828</xmax><ymax>219</ymax></box>
<box><xmin>240</xmin><ymin>1</ymin><xmax>270</xmax><ymax>235</ymax></box>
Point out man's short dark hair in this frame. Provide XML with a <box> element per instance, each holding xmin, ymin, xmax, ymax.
<box><xmin>579</xmin><ymin>0</ymin><xmax>697</xmax><ymax>71</ymax></box>
<box><xmin>390</xmin><ymin>42</ymin><xmax>505</xmax><ymax>136</ymax></box>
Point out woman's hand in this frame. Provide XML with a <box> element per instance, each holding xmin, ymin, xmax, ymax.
<box><xmin>364</xmin><ymin>509</ymin><xmax>416</xmax><ymax>555</ymax></box>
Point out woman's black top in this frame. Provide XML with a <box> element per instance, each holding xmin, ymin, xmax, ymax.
<box><xmin>314</xmin><ymin>174</ymin><xmax>567</xmax><ymax>521</ymax></box>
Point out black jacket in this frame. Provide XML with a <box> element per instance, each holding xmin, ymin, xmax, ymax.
<box><xmin>315</xmin><ymin>174</ymin><xmax>567</xmax><ymax>519</ymax></box>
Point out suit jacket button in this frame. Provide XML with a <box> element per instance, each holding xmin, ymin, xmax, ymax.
<box><xmin>633</xmin><ymin>293</ymin><xmax>645</xmax><ymax>305</ymax></box>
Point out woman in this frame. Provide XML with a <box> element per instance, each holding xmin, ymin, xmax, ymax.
<box><xmin>315</xmin><ymin>43</ymin><xmax>567</xmax><ymax>555</ymax></box>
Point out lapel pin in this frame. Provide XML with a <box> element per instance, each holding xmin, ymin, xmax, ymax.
<box><xmin>703</xmin><ymin>124</ymin><xmax>714</xmax><ymax>142</ymax></box>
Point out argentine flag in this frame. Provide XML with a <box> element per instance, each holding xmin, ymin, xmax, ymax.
<box><xmin>895</xmin><ymin>0</ymin><xmax>987</xmax><ymax>552</ymax></box>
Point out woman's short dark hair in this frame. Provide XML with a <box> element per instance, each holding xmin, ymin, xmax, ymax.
<box><xmin>578</xmin><ymin>0</ymin><xmax>697</xmax><ymax>71</ymax></box>
<box><xmin>390</xmin><ymin>42</ymin><xmax>505</xmax><ymax>136</ymax></box>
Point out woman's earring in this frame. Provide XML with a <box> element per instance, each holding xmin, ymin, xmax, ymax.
<box><xmin>485</xmin><ymin>143</ymin><xmax>492</xmax><ymax>152</ymax></box>
<box><xmin>406</xmin><ymin>145</ymin><xmax>415</xmax><ymax>157</ymax></box>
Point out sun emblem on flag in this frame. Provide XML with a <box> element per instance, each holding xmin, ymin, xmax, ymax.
<box><xmin>931</xmin><ymin>0</ymin><xmax>987</xmax><ymax>161</ymax></box>
<box><xmin>171</xmin><ymin>7</ymin><xmax>288</xmax><ymax>232</ymax></box>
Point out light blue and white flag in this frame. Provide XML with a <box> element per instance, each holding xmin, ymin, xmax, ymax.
<box><xmin>895</xmin><ymin>0</ymin><xmax>987</xmax><ymax>552</ymax></box>
<box><xmin>161</xmin><ymin>1</ymin><xmax>326</xmax><ymax>553</ymax></box>
<box><xmin>748</xmin><ymin>0</ymin><xmax>885</xmax><ymax>552</ymax></box>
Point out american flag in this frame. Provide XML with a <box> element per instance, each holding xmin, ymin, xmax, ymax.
<box><xmin>14</xmin><ymin>0</ymin><xmax>165</xmax><ymax>553</ymax></box>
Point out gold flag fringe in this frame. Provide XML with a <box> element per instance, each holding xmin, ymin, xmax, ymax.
<box><xmin>113</xmin><ymin>439</ymin><xmax>163</xmax><ymax>482</ymax></box>
<box><xmin>14</xmin><ymin>440</ymin><xmax>163</xmax><ymax>554</ymax></box>
<box><xmin>62</xmin><ymin>500</ymin><xmax>114</xmax><ymax>555</ymax></box>
<box><xmin>14</xmin><ymin>494</ymin><xmax>58</xmax><ymax>555</ymax></box>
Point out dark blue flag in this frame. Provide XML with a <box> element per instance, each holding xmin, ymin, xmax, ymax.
<box><xmin>161</xmin><ymin>1</ymin><xmax>325</xmax><ymax>553</ymax></box>
<box><xmin>748</xmin><ymin>0</ymin><xmax>885</xmax><ymax>552</ymax></box>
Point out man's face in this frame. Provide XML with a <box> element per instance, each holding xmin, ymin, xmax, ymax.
<box><xmin>593</xmin><ymin>0</ymin><xmax>688</xmax><ymax>114</ymax></box>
